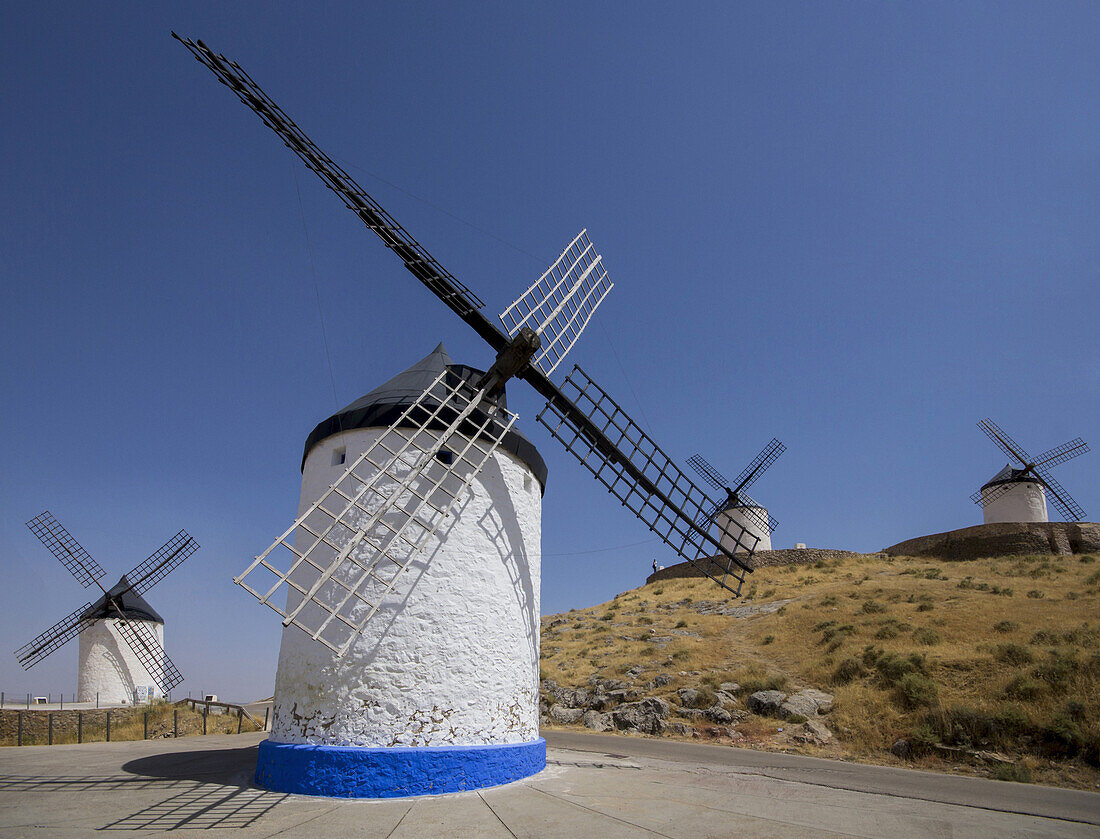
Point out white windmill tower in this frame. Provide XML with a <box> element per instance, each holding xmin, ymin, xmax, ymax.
<box><xmin>180</xmin><ymin>35</ymin><xmax>765</xmax><ymax>799</ymax></box>
<box><xmin>688</xmin><ymin>440</ymin><xmax>785</xmax><ymax>553</ymax></box>
<box><xmin>254</xmin><ymin>342</ymin><xmax>549</xmax><ymax>788</ymax></box>
<box><xmin>971</xmin><ymin>419</ymin><xmax>1089</xmax><ymax>524</ymax></box>
<box><xmin>16</xmin><ymin>512</ymin><xmax>198</xmax><ymax>704</ymax></box>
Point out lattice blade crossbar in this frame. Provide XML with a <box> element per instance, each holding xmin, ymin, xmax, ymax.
<box><xmin>115</xmin><ymin>617</ymin><xmax>184</xmax><ymax>694</ymax></box>
<box><xmin>978</xmin><ymin>419</ymin><xmax>1031</xmax><ymax>465</ymax></box>
<box><xmin>687</xmin><ymin>454</ymin><xmax>729</xmax><ymax>493</ymax></box>
<box><xmin>15</xmin><ymin>602</ymin><xmax>95</xmax><ymax>670</ymax></box>
<box><xmin>1034</xmin><ymin>470</ymin><xmax>1086</xmax><ymax>522</ymax></box>
<box><xmin>123</xmin><ymin>531</ymin><xmax>200</xmax><ymax>598</ymax></box>
<box><xmin>1035</xmin><ymin>438</ymin><xmax>1089</xmax><ymax>470</ymax></box>
<box><xmin>734</xmin><ymin>438</ymin><xmax>786</xmax><ymax>493</ymax></box>
<box><xmin>972</xmin><ymin>482</ymin><xmax>1014</xmax><ymax>506</ymax></box>
<box><xmin>26</xmin><ymin>511</ymin><xmax>105</xmax><ymax>589</ymax></box>
<box><xmin>499</xmin><ymin>230</ymin><xmax>613</xmax><ymax>376</ymax></box>
<box><xmin>175</xmin><ymin>36</ymin><xmax>485</xmax><ymax>319</ymax></box>
<box><xmin>235</xmin><ymin>370</ymin><xmax>517</xmax><ymax>656</ymax></box>
<box><xmin>537</xmin><ymin>366</ymin><xmax>754</xmax><ymax>595</ymax></box>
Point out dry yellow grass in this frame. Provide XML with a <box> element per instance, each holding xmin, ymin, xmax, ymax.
<box><xmin>540</xmin><ymin>552</ymin><xmax>1100</xmax><ymax>790</ymax></box>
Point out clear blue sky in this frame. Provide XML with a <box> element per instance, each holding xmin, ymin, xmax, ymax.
<box><xmin>1</xmin><ymin>2</ymin><xmax>1097</xmax><ymax>702</ymax></box>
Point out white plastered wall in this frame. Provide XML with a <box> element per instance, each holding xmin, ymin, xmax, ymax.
<box><xmin>269</xmin><ymin>427</ymin><xmax>542</xmax><ymax>748</ymax></box>
<box><xmin>982</xmin><ymin>481</ymin><xmax>1048</xmax><ymax>524</ymax></box>
<box><xmin>77</xmin><ymin>619</ymin><xmax>164</xmax><ymax>704</ymax></box>
<box><xmin>715</xmin><ymin>506</ymin><xmax>772</xmax><ymax>553</ymax></box>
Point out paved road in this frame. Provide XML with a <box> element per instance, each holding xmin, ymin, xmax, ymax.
<box><xmin>0</xmin><ymin>730</ymin><xmax>1096</xmax><ymax>837</ymax></box>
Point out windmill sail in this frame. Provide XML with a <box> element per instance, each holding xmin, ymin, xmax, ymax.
<box><xmin>26</xmin><ymin>511</ymin><xmax>105</xmax><ymax>589</ymax></box>
<box><xmin>114</xmin><ymin>617</ymin><xmax>184</xmax><ymax>695</ymax></box>
<box><xmin>499</xmin><ymin>229</ymin><xmax>613</xmax><ymax>376</ymax></box>
<box><xmin>15</xmin><ymin>602</ymin><xmax>96</xmax><ymax>670</ymax></box>
<box><xmin>123</xmin><ymin>531</ymin><xmax>200</xmax><ymax>597</ymax></box>
<box><xmin>234</xmin><ymin>369</ymin><xmax>518</xmax><ymax>656</ymax></box>
<box><xmin>173</xmin><ymin>35</ymin><xmax>486</xmax><ymax>324</ymax></box>
<box><xmin>537</xmin><ymin>365</ymin><xmax>755</xmax><ymax>595</ymax></box>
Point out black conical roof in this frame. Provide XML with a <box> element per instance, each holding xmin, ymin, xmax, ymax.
<box><xmin>82</xmin><ymin>577</ymin><xmax>164</xmax><ymax>624</ymax></box>
<box><xmin>301</xmin><ymin>344</ymin><xmax>548</xmax><ymax>492</ymax></box>
<box><xmin>981</xmin><ymin>463</ymin><xmax>1042</xmax><ymax>491</ymax></box>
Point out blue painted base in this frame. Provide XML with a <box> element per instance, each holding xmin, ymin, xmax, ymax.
<box><xmin>254</xmin><ymin>737</ymin><xmax>547</xmax><ymax>798</ymax></box>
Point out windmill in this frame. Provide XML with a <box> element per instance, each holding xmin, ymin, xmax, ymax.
<box><xmin>176</xmin><ymin>35</ymin><xmax>764</xmax><ymax>797</ymax></box>
<box><xmin>688</xmin><ymin>438</ymin><xmax>785</xmax><ymax>553</ymax></box>
<box><xmin>15</xmin><ymin>511</ymin><xmax>198</xmax><ymax>704</ymax></box>
<box><xmin>971</xmin><ymin>418</ymin><xmax>1089</xmax><ymax>524</ymax></box>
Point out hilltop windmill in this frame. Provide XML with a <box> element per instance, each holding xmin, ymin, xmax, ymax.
<box><xmin>689</xmin><ymin>438</ymin><xmax>785</xmax><ymax>552</ymax></box>
<box><xmin>177</xmin><ymin>35</ymin><xmax>765</xmax><ymax>797</ymax></box>
<box><xmin>971</xmin><ymin>419</ymin><xmax>1089</xmax><ymax>524</ymax></box>
<box><xmin>15</xmin><ymin>512</ymin><xmax>198</xmax><ymax>704</ymax></box>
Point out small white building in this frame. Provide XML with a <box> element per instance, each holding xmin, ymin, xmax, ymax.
<box><xmin>77</xmin><ymin>578</ymin><xmax>166</xmax><ymax>704</ymax></box>
<box><xmin>978</xmin><ymin>465</ymin><xmax>1048</xmax><ymax>524</ymax></box>
<box><xmin>256</xmin><ymin>345</ymin><xmax>548</xmax><ymax>798</ymax></box>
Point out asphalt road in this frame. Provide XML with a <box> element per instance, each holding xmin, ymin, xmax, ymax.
<box><xmin>544</xmin><ymin>730</ymin><xmax>1100</xmax><ymax>827</ymax></box>
<box><xmin>0</xmin><ymin>730</ymin><xmax>1096</xmax><ymax>837</ymax></box>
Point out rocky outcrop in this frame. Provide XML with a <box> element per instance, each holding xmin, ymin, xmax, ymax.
<box><xmin>747</xmin><ymin>690</ymin><xmax>787</xmax><ymax>715</ymax></box>
<box><xmin>611</xmin><ymin>697</ymin><xmax>671</xmax><ymax>734</ymax></box>
<box><xmin>885</xmin><ymin>522</ymin><xmax>1100</xmax><ymax>560</ymax></box>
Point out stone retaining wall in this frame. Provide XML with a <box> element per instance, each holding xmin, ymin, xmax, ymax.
<box><xmin>885</xmin><ymin>521</ymin><xmax>1100</xmax><ymax>561</ymax></box>
<box><xmin>646</xmin><ymin>548</ymin><xmax>868</xmax><ymax>584</ymax></box>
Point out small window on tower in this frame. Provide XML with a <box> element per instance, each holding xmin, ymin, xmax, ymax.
<box><xmin>332</xmin><ymin>447</ymin><xmax>346</xmax><ymax>466</ymax></box>
<box><xmin>436</xmin><ymin>449</ymin><xmax>454</xmax><ymax>465</ymax></box>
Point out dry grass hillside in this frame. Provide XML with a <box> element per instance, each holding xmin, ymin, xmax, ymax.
<box><xmin>540</xmin><ymin>551</ymin><xmax>1100</xmax><ymax>790</ymax></box>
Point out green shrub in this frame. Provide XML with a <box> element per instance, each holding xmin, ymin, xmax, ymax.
<box><xmin>916</xmin><ymin>602</ymin><xmax>934</xmax><ymax>612</ymax></box>
<box><xmin>1026</xmin><ymin>590</ymin><xmax>1045</xmax><ymax>599</ymax></box>
<box><xmin>1033</xmin><ymin>651</ymin><xmax>1081</xmax><ymax>689</ymax></box>
<box><xmin>874</xmin><ymin>651</ymin><xmax>928</xmax><ymax>686</ymax></box>
<box><xmin>861</xmin><ymin>599</ymin><xmax>887</xmax><ymax>614</ymax></box>
<box><xmin>898</xmin><ymin>672</ymin><xmax>938</xmax><ymax>708</ymax></box>
<box><xmin>993</xmin><ymin>620</ymin><xmax>1019</xmax><ymax>634</ymax></box>
<box><xmin>992</xmin><ymin>763</ymin><xmax>1032</xmax><ymax>783</ymax></box>
<box><xmin>913</xmin><ymin>628</ymin><xmax>941</xmax><ymax>645</ymax></box>
<box><xmin>832</xmin><ymin>657</ymin><xmax>865</xmax><ymax>685</ymax></box>
<box><xmin>638</xmin><ymin>615</ymin><xmax>654</xmax><ymax>625</ymax></box>
<box><xmin>1002</xmin><ymin>675</ymin><xmax>1043</xmax><ymax>701</ymax></box>
<box><xmin>674</xmin><ymin>620</ymin><xmax>688</xmax><ymax>629</ymax></box>
<box><xmin>786</xmin><ymin>713</ymin><xmax>808</xmax><ymax>724</ymax></box>
<box><xmin>599</xmin><ymin>613</ymin><xmax>613</xmax><ymax>621</ymax></box>
<box><xmin>874</xmin><ymin>625</ymin><xmax>900</xmax><ymax>640</ymax></box>
<box><xmin>760</xmin><ymin>635</ymin><xmax>775</xmax><ymax>645</ymax></box>
<box><xmin>821</xmin><ymin>624</ymin><xmax>856</xmax><ymax>644</ymax></box>
<box><xmin>994</xmin><ymin>643</ymin><xmax>1034</xmax><ymax>666</ymax></box>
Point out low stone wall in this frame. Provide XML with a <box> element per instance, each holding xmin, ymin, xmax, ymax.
<box><xmin>646</xmin><ymin>548</ymin><xmax>868</xmax><ymax>584</ymax></box>
<box><xmin>885</xmin><ymin>521</ymin><xmax>1100</xmax><ymax>561</ymax></box>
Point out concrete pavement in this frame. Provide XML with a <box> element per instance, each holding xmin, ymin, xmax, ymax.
<box><xmin>0</xmin><ymin>730</ymin><xmax>1095</xmax><ymax>837</ymax></box>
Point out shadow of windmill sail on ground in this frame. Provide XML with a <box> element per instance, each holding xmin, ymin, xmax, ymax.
<box><xmin>101</xmin><ymin>783</ymin><xmax>288</xmax><ymax>831</ymax></box>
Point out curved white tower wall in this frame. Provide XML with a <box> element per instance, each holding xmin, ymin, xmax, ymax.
<box><xmin>982</xmin><ymin>480</ymin><xmax>1048</xmax><ymax>524</ymax></box>
<box><xmin>77</xmin><ymin>619</ymin><xmax>165</xmax><ymax>704</ymax></box>
<box><xmin>715</xmin><ymin>506</ymin><xmax>772</xmax><ymax>553</ymax></box>
<box><xmin>269</xmin><ymin>427</ymin><xmax>542</xmax><ymax>749</ymax></box>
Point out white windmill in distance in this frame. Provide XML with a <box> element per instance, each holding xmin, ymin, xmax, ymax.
<box><xmin>689</xmin><ymin>439</ymin><xmax>785</xmax><ymax>553</ymax></box>
<box><xmin>971</xmin><ymin>418</ymin><xmax>1089</xmax><ymax>524</ymax></box>
<box><xmin>16</xmin><ymin>512</ymin><xmax>198</xmax><ymax>704</ymax></box>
